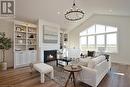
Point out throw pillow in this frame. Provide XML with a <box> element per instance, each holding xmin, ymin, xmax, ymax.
<box><xmin>87</xmin><ymin>51</ymin><xmax>95</xmax><ymax>57</ymax></box>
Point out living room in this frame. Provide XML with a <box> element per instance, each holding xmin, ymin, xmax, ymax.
<box><xmin>0</xmin><ymin>0</ymin><xmax>130</xmax><ymax>87</ymax></box>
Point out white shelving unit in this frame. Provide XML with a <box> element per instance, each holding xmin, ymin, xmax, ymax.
<box><xmin>14</xmin><ymin>20</ymin><xmax>37</xmax><ymax>69</ymax></box>
<box><xmin>59</xmin><ymin>32</ymin><xmax>68</xmax><ymax>49</ymax></box>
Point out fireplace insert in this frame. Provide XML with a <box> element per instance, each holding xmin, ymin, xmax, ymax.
<box><xmin>44</xmin><ymin>50</ymin><xmax>57</xmax><ymax>62</ymax></box>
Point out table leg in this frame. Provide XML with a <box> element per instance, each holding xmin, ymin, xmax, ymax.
<box><xmin>56</xmin><ymin>59</ymin><xmax>58</xmax><ymax>66</ymax></box>
<box><xmin>50</xmin><ymin>70</ymin><xmax>54</xmax><ymax>79</ymax></box>
<box><xmin>66</xmin><ymin>61</ymin><xmax>68</xmax><ymax>65</ymax></box>
<box><xmin>41</xmin><ymin>73</ymin><xmax>45</xmax><ymax>83</ymax></box>
<box><xmin>72</xmin><ymin>72</ymin><xmax>76</xmax><ymax>87</ymax></box>
<box><xmin>65</xmin><ymin>72</ymin><xmax>72</xmax><ymax>87</ymax></box>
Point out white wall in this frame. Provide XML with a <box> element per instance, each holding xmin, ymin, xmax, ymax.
<box><xmin>38</xmin><ymin>19</ymin><xmax>60</xmax><ymax>62</ymax></box>
<box><xmin>69</xmin><ymin>14</ymin><xmax>130</xmax><ymax>65</ymax></box>
<box><xmin>0</xmin><ymin>19</ymin><xmax>60</xmax><ymax>67</ymax></box>
<box><xmin>0</xmin><ymin>20</ymin><xmax>14</xmax><ymax>67</ymax></box>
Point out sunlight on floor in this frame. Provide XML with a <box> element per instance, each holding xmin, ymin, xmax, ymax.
<box><xmin>114</xmin><ymin>72</ymin><xmax>125</xmax><ymax>76</ymax></box>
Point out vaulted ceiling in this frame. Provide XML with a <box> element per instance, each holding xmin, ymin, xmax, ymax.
<box><xmin>15</xmin><ymin>0</ymin><xmax>130</xmax><ymax>31</ymax></box>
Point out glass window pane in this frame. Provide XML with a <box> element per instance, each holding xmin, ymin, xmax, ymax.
<box><xmin>80</xmin><ymin>45</ymin><xmax>87</xmax><ymax>51</ymax></box>
<box><xmin>87</xmin><ymin>25</ymin><xmax>95</xmax><ymax>35</ymax></box>
<box><xmin>106</xmin><ymin>33</ymin><xmax>117</xmax><ymax>45</ymax></box>
<box><xmin>80</xmin><ymin>37</ymin><xmax>87</xmax><ymax>45</ymax></box>
<box><xmin>96</xmin><ymin>24</ymin><xmax>105</xmax><ymax>34</ymax></box>
<box><xmin>88</xmin><ymin>36</ymin><xmax>95</xmax><ymax>50</ymax></box>
<box><xmin>106</xmin><ymin>26</ymin><xmax>117</xmax><ymax>32</ymax></box>
<box><xmin>80</xmin><ymin>30</ymin><xmax>87</xmax><ymax>36</ymax></box>
<box><xmin>96</xmin><ymin>35</ymin><xmax>105</xmax><ymax>47</ymax></box>
<box><xmin>106</xmin><ymin>33</ymin><xmax>117</xmax><ymax>52</ymax></box>
<box><xmin>80</xmin><ymin>37</ymin><xmax>87</xmax><ymax>51</ymax></box>
<box><xmin>88</xmin><ymin>36</ymin><xmax>95</xmax><ymax>45</ymax></box>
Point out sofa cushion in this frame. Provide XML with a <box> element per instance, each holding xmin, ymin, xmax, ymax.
<box><xmin>88</xmin><ymin>55</ymin><xmax>106</xmax><ymax>68</ymax></box>
<box><xmin>78</xmin><ymin>57</ymin><xmax>91</xmax><ymax>67</ymax></box>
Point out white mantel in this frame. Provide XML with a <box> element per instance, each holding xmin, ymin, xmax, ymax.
<box><xmin>37</xmin><ymin>19</ymin><xmax>60</xmax><ymax>62</ymax></box>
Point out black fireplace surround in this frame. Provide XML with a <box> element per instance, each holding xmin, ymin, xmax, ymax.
<box><xmin>44</xmin><ymin>50</ymin><xmax>57</xmax><ymax>62</ymax></box>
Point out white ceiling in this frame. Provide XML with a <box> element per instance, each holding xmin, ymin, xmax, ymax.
<box><xmin>15</xmin><ymin>0</ymin><xmax>130</xmax><ymax>31</ymax></box>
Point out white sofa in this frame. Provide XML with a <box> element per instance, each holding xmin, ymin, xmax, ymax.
<box><xmin>78</xmin><ymin>55</ymin><xmax>111</xmax><ymax>87</ymax></box>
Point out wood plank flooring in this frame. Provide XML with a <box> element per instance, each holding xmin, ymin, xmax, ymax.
<box><xmin>0</xmin><ymin>63</ymin><xmax>130</xmax><ymax>87</ymax></box>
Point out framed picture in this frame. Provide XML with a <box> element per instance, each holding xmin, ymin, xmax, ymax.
<box><xmin>43</xmin><ymin>25</ymin><xmax>58</xmax><ymax>43</ymax></box>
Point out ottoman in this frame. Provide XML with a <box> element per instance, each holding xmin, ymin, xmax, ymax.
<box><xmin>33</xmin><ymin>63</ymin><xmax>54</xmax><ymax>83</ymax></box>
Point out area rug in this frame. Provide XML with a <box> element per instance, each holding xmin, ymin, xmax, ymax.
<box><xmin>47</xmin><ymin>66</ymin><xmax>69</xmax><ymax>86</ymax></box>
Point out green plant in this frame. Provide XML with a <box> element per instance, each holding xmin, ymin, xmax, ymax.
<box><xmin>0</xmin><ymin>32</ymin><xmax>12</xmax><ymax>62</ymax></box>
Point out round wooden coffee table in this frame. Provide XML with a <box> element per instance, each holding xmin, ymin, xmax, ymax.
<box><xmin>64</xmin><ymin>65</ymin><xmax>82</xmax><ymax>87</ymax></box>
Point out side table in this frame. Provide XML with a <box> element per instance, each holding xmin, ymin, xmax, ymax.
<box><xmin>64</xmin><ymin>65</ymin><xmax>82</xmax><ymax>87</ymax></box>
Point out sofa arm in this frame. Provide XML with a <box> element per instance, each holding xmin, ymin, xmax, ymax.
<box><xmin>79</xmin><ymin>66</ymin><xmax>97</xmax><ymax>86</ymax></box>
<box><xmin>80</xmin><ymin>66</ymin><xmax>97</xmax><ymax>78</ymax></box>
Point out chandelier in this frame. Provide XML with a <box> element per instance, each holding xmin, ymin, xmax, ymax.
<box><xmin>65</xmin><ymin>0</ymin><xmax>85</xmax><ymax>21</ymax></box>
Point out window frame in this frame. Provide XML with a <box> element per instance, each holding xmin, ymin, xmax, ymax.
<box><xmin>80</xmin><ymin>24</ymin><xmax>118</xmax><ymax>53</ymax></box>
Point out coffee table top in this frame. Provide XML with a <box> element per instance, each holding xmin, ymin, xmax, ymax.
<box><xmin>64</xmin><ymin>65</ymin><xmax>82</xmax><ymax>72</ymax></box>
<box><xmin>57</xmin><ymin>57</ymin><xmax>72</xmax><ymax>62</ymax></box>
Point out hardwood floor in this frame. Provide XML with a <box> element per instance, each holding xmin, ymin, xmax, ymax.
<box><xmin>0</xmin><ymin>63</ymin><xmax>130</xmax><ymax>87</ymax></box>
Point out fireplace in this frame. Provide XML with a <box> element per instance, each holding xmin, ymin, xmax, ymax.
<box><xmin>44</xmin><ymin>50</ymin><xmax>57</xmax><ymax>62</ymax></box>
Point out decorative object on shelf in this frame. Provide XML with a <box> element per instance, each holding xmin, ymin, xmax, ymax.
<box><xmin>16</xmin><ymin>34</ymin><xmax>22</xmax><ymax>38</ymax></box>
<box><xmin>20</xmin><ymin>28</ymin><xmax>25</xmax><ymax>32</ymax></box>
<box><xmin>0</xmin><ymin>32</ymin><xmax>12</xmax><ymax>70</ymax></box>
<box><xmin>65</xmin><ymin>0</ymin><xmax>85</xmax><ymax>21</ymax></box>
<box><xmin>16</xmin><ymin>27</ymin><xmax>21</xmax><ymax>31</ymax></box>
<box><xmin>16</xmin><ymin>26</ymin><xmax>26</xmax><ymax>32</ymax></box>
<box><xmin>29</xmin><ymin>48</ymin><xmax>34</xmax><ymax>50</ymax></box>
<box><xmin>64</xmin><ymin>34</ymin><xmax>68</xmax><ymax>41</ymax></box>
<box><xmin>28</xmin><ymin>27</ymin><xmax>36</xmax><ymax>33</ymax></box>
<box><xmin>29</xmin><ymin>34</ymin><xmax>34</xmax><ymax>38</ymax></box>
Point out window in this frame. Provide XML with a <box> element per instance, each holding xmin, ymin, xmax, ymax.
<box><xmin>80</xmin><ymin>36</ymin><xmax>87</xmax><ymax>51</ymax></box>
<box><xmin>96</xmin><ymin>35</ymin><xmax>105</xmax><ymax>47</ymax></box>
<box><xmin>80</xmin><ymin>24</ymin><xmax>117</xmax><ymax>53</ymax></box>
<box><xmin>87</xmin><ymin>25</ymin><xmax>95</xmax><ymax>35</ymax></box>
<box><xmin>80</xmin><ymin>36</ymin><xmax>87</xmax><ymax>45</ymax></box>
<box><xmin>96</xmin><ymin>25</ymin><xmax>105</xmax><ymax>34</ymax></box>
<box><xmin>106</xmin><ymin>33</ymin><xmax>117</xmax><ymax>52</ymax></box>
<box><xmin>80</xmin><ymin>30</ymin><xmax>87</xmax><ymax>36</ymax></box>
<box><xmin>88</xmin><ymin>36</ymin><xmax>95</xmax><ymax>51</ymax></box>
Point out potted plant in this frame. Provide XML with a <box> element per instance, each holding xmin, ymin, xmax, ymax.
<box><xmin>0</xmin><ymin>32</ymin><xmax>11</xmax><ymax>70</ymax></box>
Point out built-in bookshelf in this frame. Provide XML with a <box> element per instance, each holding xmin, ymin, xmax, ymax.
<box><xmin>60</xmin><ymin>33</ymin><xmax>63</xmax><ymax>49</ymax></box>
<box><xmin>14</xmin><ymin>22</ymin><xmax>37</xmax><ymax>51</ymax></box>
<box><xmin>14</xmin><ymin>20</ymin><xmax>37</xmax><ymax>69</ymax></box>
<box><xmin>59</xmin><ymin>32</ymin><xmax>68</xmax><ymax>49</ymax></box>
